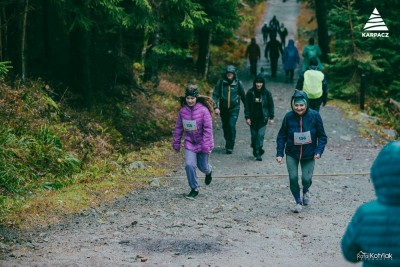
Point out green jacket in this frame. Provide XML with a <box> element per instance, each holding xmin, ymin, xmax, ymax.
<box><xmin>341</xmin><ymin>141</ymin><xmax>400</xmax><ymax>266</ymax></box>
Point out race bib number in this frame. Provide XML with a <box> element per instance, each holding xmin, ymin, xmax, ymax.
<box><xmin>183</xmin><ymin>119</ymin><xmax>197</xmax><ymax>132</ymax></box>
<box><xmin>294</xmin><ymin>131</ymin><xmax>311</xmax><ymax>145</ymax></box>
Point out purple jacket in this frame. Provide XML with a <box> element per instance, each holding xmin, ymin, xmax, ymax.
<box><xmin>172</xmin><ymin>102</ymin><xmax>214</xmax><ymax>153</ymax></box>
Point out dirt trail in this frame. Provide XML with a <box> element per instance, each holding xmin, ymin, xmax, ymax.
<box><xmin>0</xmin><ymin>0</ymin><xmax>382</xmax><ymax>266</ymax></box>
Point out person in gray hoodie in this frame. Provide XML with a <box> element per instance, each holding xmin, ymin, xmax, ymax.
<box><xmin>341</xmin><ymin>141</ymin><xmax>400</xmax><ymax>266</ymax></box>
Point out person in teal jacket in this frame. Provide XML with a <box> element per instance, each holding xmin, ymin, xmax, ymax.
<box><xmin>341</xmin><ymin>141</ymin><xmax>400</xmax><ymax>266</ymax></box>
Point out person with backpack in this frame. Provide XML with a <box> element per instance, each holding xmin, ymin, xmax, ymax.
<box><xmin>276</xmin><ymin>90</ymin><xmax>327</xmax><ymax>213</ymax></box>
<box><xmin>172</xmin><ymin>84</ymin><xmax>214</xmax><ymax>199</ymax></box>
<box><xmin>301</xmin><ymin>37</ymin><xmax>323</xmax><ymax>72</ymax></box>
<box><xmin>296</xmin><ymin>57</ymin><xmax>328</xmax><ymax>112</ymax></box>
<box><xmin>244</xmin><ymin>76</ymin><xmax>274</xmax><ymax>161</ymax></box>
<box><xmin>212</xmin><ymin>65</ymin><xmax>246</xmax><ymax>154</ymax></box>
<box><xmin>245</xmin><ymin>37</ymin><xmax>261</xmax><ymax>77</ymax></box>
<box><xmin>283</xmin><ymin>39</ymin><xmax>300</xmax><ymax>83</ymax></box>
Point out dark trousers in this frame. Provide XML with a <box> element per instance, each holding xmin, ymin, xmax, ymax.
<box><xmin>270</xmin><ymin>57</ymin><xmax>278</xmax><ymax>77</ymax></box>
<box><xmin>249</xmin><ymin>59</ymin><xmax>258</xmax><ymax>76</ymax></box>
<box><xmin>308</xmin><ymin>97</ymin><xmax>323</xmax><ymax>112</ymax></box>
<box><xmin>250</xmin><ymin>123</ymin><xmax>267</xmax><ymax>154</ymax></box>
<box><xmin>285</xmin><ymin>70</ymin><xmax>294</xmax><ymax>81</ymax></box>
<box><xmin>220</xmin><ymin>106</ymin><xmax>240</xmax><ymax>150</ymax></box>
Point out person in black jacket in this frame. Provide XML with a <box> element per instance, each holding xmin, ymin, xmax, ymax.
<box><xmin>212</xmin><ymin>65</ymin><xmax>246</xmax><ymax>154</ymax></box>
<box><xmin>276</xmin><ymin>90</ymin><xmax>327</xmax><ymax>213</ymax></box>
<box><xmin>244</xmin><ymin>76</ymin><xmax>274</xmax><ymax>161</ymax></box>
<box><xmin>265</xmin><ymin>33</ymin><xmax>283</xmax><ymax>78</ymax></box>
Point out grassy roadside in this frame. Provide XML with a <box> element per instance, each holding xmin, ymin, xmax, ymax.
<box><xmin>0</xmin><ymin>2</ymin><xmax>267</xmax><ymax>231</ymax></box>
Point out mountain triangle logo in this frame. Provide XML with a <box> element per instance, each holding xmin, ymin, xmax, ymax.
<box><xmin>363</xmin><ymin>8</ymin><xmax>388</xmax><ymax>31</ymax></box>
<box><xmin>362</xmin><ymin>8</ymin><xmax>389</xmax><ymax>38</ymax></box>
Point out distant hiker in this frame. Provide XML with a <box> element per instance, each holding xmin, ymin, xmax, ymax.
<box><xmin>278</xmin><ymin>23</ymin><xmax>288</xmax><ymax>48</ymax></box>
<box><xmin>212</xmin><ymin>65</ymin><xmax>246</xmax><ymax>154</ymax></box>
<box><xmin>265</xmin><ymin>33</ymin><xmax>283</xmax><ymax>78</ymax></box>
<box><xmin>245</xmin><ymin>37</ymin><xmax>261</xmax><ymax>76</ymax></box>
<box><xmin>301</xmin><ymin>37</ymin><xmax>323</xmax><ymax>72</ymax></box>
<box><xmin>283</xmin><ymin>39</ymin><xmax>300</xmax><ymax>83</ymax></box>
<box><xmin>172</xmin><ymin>85</ymin><xmax>214</xmax><ymax>199</ymax></box>
<box><xmin>261</xmin><ymin>24</ymin><xmax>270</xmax><ymax>44</ymax></box>
<box><xmin>244</xmin><ymin>76</ymin><xmax>274</xmax><ymax>161</ymax></box>
<box><xmin>296</xmin><ymin>57</ymin><xmax>328</xmax><ymax>112</ymax></box>
<box><xmin>276</xmin><ymin>90</ymin><xmax>328</xmax><ymax>213</ymax></box>
<box><xmin>341</xmin><ymin>141</ymin><xmax>400</xmax><ymax>267</ymax></box>
<box><xmin>269</xmin><ymin>15</ymin><xmax>280</xmax><ymax>38</ymax></box>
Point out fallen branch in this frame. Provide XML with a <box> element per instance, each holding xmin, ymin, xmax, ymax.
<box><xmin>389</xmin><ymin>98</ymin><xmax>400</xmax><ymax>112</ymax></box>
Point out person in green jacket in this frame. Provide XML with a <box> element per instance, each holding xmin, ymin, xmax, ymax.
<box><xmin>341</xmin><ymin>141</ymin><xmax>400</xmax><ymax>266</ymax></box>
<box><xmin>301</xmin><ymin>37</ymin><xmax>323</xmax><ymax>72</ymax></box>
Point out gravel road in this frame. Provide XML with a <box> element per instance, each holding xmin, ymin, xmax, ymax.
<box><xmin>0</xmin><ymin>0</ymin><xmax>384</xmax><ymax>266</ymax></box>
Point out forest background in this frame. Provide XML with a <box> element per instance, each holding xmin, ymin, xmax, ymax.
<box><xmin>0</xmin><ymin>0</ymin><xmax>399</xmax><ymax>231</ymax></box>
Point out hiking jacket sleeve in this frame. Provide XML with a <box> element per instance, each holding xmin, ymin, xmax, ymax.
<box><xmin>322</xmin><ymin>78</ymin><xmax>328</xmax><ymax>105</ymax></box>
<box><xmin>172</xmin><ymin>111</ymin><xmax>184</xmax><ymax>151</ymax></box>
<box><xmin>315</xmin><ymin>111</ymin><xmax>327</xmax><ymax>156</ymax></box>
<box><xmin>276</xmin><ymin>114</ymin><xmax>289</xmax><ymax>157</ymax></box>
<box><xmin>267</xmin><ymin>90</ymin><xmax>275</xmax><ymax>119</ymax></box>
<box><xmin>201</xmin><ymin>107</ymin><xmax>214</xmax><ymax>153</ymax></box>
<box><xmin>296</xmin><ymin>72</ymin><xmax>305</xmax><ymax>90</ymax></box>
<box><xmin>212</xmin><ymin>80</ymin><xmax>222</xmax><ymax>109</ymax></box>
<box><xmin>238</xmin><ymin>81</ymin><xmax>246</xmax><ymax>106</ymax></box>
<box><xmin>341</xmin><ymin>207</ymin><xmax>362</xmax><ymax>263</ymax></box>
<box><xmin>244</xmin><ymin>91</ymin><xmax>252</xmax><ymax>120</ymax></box>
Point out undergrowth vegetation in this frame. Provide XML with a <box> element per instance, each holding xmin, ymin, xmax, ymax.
<box><xmin>0</xmin><ymin>1</ymin><xmax>265</xmax><ymax>226</ymax></box>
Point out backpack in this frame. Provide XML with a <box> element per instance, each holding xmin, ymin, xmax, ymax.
<box><xmin>303</xmin><ymin>70</ymin><xmax>324</xmax><ymax>99</ymax></box>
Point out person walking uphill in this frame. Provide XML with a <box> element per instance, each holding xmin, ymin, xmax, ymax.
<box><xmin>265</xmin><ymin>33</ymin><xmax>283</xmax><ymax>78</ymax></box>
<box><xmin>276</xmin><ymin>90</ymin><xmax>327</xmax><ymax>213</ymax></box>
<box><xmin>245</xmin><ymin>37</ymin><xmax>261</xmax><ymax>77</ymax></box>
<box><xmin>244</xmin><ymin>76</ymin><xmax>274</xmax><ymax>161</ymax></box>
<box><xmin>296</xmin><ymin>57</ymin><xmax>328</xmax><ymax>112</ymax></box>
<box><xmin>172</xmin><ymin>85</ymin><xmax>214</xmax><ymax>199</ymax></box>
<box><xmin>301</xmin><ymin>37</ymin><xmax>323</xmax><ymax>73</ymax></box>
<box><xmin>213</xmin><ymin>65</ymin><xmax>246</xmax><ymax>154</ymax></box>
<box><xmin>341</xmin><ymin>141</ymin><xmax>400</xmax><ymax>267</ymax></box>
<box><xmin>283</xmin><ymin>39</ymin><xmax>300</xmax><ymax>83</ymax></box>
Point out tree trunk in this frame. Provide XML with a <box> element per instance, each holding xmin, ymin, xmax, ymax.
<box><xmin>69</xmin><ymin>27</ymin><xmax>92</xmax><ymax>107</ymax></box>
<box><xmin>315</xmin><ymin>0</ymin><xmax>329</xmax><ymax>63</ymax></box>
<box><xmin>20</xmin><ymin>0</ymin><xmax>29</xmax><ymax>81</ymax></box>
<box><xmin>1</xmin><ymin>7</ymin><xmax>7</xmax><ymax>60</ymax></box>
<box><xmin>196</xmin><ymin>28</ymin><xmax>212</xmax><ymax>80</ymax></box>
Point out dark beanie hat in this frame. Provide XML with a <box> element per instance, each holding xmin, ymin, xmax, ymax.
<box><xmin>185</xmin><ymin>85</ymin><xmax>199</xmax><ymax>97</ymax></box>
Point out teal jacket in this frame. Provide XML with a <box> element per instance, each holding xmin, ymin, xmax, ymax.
<box><xmin>341</xmin><ymin>141</ymin><xmax>400</xmax><ymax>266</ymax></box>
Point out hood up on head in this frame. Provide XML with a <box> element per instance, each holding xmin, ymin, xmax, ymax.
<box><xmin>252</xmin><ymin>76</ymin><xmax>266</xmax><ymax>90</ymax></box>
<box><xmin>290</xmin><ymin>90</ymin><xmax>309</xmax><ymax>112</ymax></box>
<box><xmin>225</xmin><ymin>65</ymin><xmax>237</xmax><ymax>81</ymax></box>
<box><xmin>371</xmin><ymin>141</ymin><xmax>400</xmax><ymax>205</ymax></box>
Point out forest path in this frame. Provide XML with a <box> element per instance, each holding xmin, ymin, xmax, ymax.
<box><xmin>0</xmin><ymin>1</ymin><xmax>380</xmax><ymax>266</ymax></box>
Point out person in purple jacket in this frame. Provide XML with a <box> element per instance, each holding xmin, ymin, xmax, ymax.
<box><xmin>172</xmin><ymin>85</ymin><xmax>214</xmax><ymax>199</ymax></box>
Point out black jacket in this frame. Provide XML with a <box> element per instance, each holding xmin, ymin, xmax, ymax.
<box><xmin>244</xmin><ymin>77</ymin><xmax>274</xmax><ymax>122</ymax></box>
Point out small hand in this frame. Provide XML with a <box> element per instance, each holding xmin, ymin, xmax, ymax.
<box><xmin>215</xmin><ymin>108</ymin><xmax>220</xmax><ymax>115</ymax></box>
<box><xmin>314</xmin><ymin>154</ymin><xmax>321</xmax><ymax>159</ymax></box>
<box><xmin>269</xmin><ymin>119</ymin><xmax>274</xmax><ymax>125</ymax></box>
<box><xmin>276</xmin><ymin>156</ymin><xmax>283</xmax><ymax>164</ymax></box>
<box><xmin>246</xmin><ymin>119</ymin><xmax>251</xmax><ymax>126</ymax></box>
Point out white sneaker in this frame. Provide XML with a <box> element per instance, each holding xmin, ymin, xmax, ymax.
<box><xmin>292</xmin><ymin>203</ymin><xmax>302</xmax><ymax>213</ymax></box>
<box><xmin>303</xmin><ymin>192</ymin><xmax>311</xmax><ymax>206</ymax></box>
